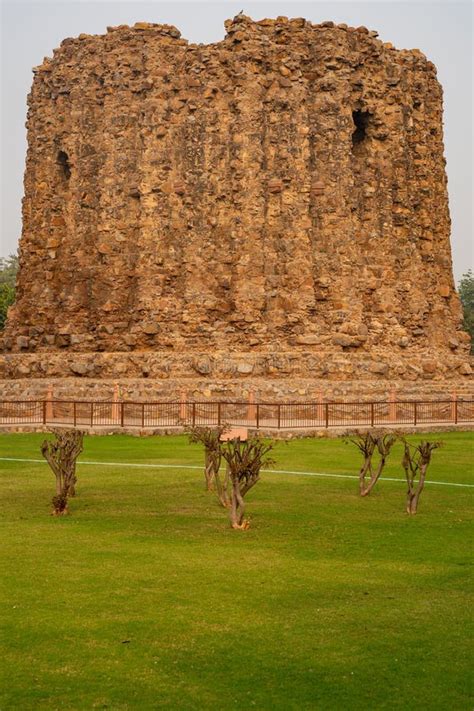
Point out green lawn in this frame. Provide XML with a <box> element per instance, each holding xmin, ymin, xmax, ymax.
<box><xmin>0</xmin><ymin>431</ymin><xmax>472</xmax><ymax>710</ymax></box>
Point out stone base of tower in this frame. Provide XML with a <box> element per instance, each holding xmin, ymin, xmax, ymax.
<box><xmin>0</xmin><ymin>349</ymin><xmax>472</xmax><ymax>403</ymax></box>
<box><xmin>0</xmin><ymin>349</ymin><xmax>472</xmax><ymax>383</ymax></box>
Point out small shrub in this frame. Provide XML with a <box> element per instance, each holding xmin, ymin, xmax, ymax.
<box><xmin>402</xmin><ymin>439</ymin><xmax>442</xmax><ymax>515</ymax></box>
<box><xmin>345</xmin><ymin>430</ymin><xmax>398</xmax><ymax>496</ymax></box>
<box><xmin>41</xmin><ymin>429</ymin><xmax>84</xmax><ymax>515</ymax></box>
<box><xmin>221</xmin><ymin>436</ymin><xmax>275</xmax><ymax>530</ymax></box>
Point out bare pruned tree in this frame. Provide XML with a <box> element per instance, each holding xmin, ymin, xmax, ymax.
<box><xmin>402</xmin><ymin>439</ymin><xmax>442</xmax><ymax>515</ymax></box>
<box><xmin>221</xmin><ymin>437</ymin><xmax>275</xmax><ymax>530</ymax></box>
<box><xmin>346</xmin><ymin>430</ymin><xmax>398</xmax><ymax>496</ymax></box>
<box><xmin>41</xmin><ymin>429</ymin><xmax>84</xmax><ymax>515</ymax></box>
<box><xmin>186</xmin><ymin>425</ymin><xmax>229</xmax><ymax>501</ymax></box>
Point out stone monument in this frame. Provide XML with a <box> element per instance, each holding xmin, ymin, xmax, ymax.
<box><xmin>1</xmin><ymin>16</ymin><xmax>471</xmax><ymax>401</ymax></box>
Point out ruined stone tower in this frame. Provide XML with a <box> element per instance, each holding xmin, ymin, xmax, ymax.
<box><xmin>1</xmin><ymin>16</ymin><xmax>471</xmax><ymax>400</ymax></box>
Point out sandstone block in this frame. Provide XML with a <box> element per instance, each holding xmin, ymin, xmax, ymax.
<box><xmin>16</xmin><ymin>336</ymin><xmax>29</xmax><ymax>349</ymax></box>
<box><xmin>70</xmin><ymin>361</ymin><xmax>91</xmax><ymax>376</ymax></box>
<box><xmin>422</xmin><ymin>360</ymin><xmax>437</xmax><ymax>374</ymax></box>
<box><xmin>370</xmin><ymin>361</ymin><xmax>389</xmax><ymax>375</ymax></box>
<box><xmin>56</xmin><ymin>334</ymin><xmax>71</xmax><ymax>347</ymax></box>
<box><xmin>142</xmin><ymin>323</ymin><xmax>160</xmax><ymax>335</ymax></box>
<box><xmin>267</xmin><ymin>178</ymin><xmax>283</xmax><ymax>193</ymax></box>
<box><xmin>194</xmin><ymin>357</ymin><xmax>212</xmax><ymax>375</ymax></box>
<box><xmin>237</xmin><ymin>362</ymin><xmax>254</xmax><ymax>374</ymax></box>
<box><xmin>333</xmin><ymin>335</ymin><xmax>361</xmax><ymax>348</ymax></box>
<box><xmin>295</xmin><ymin>335</ymin><xmax>321</xmax><ymax>345</ymax></box>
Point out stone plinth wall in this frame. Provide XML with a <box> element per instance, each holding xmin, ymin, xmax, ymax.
<box><xmin>1</xmin><ymin>14</ymin><xmax>471</xmax><ymax>385</ymax></box>
<box><xmin>0</xmin><ymin>349</ymin><xmax>472</xmax><ymax>384</ymax></box>
<box><xmin>0</xmin><ymin>376</ymin><xmax>472</xmax><ymax>403</ymax></box>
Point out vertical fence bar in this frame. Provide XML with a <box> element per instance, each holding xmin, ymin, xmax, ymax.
<box><xmin>192</xmin><ymin>402</ymin><xmax>196</xmax><ymax>426</ymax></box>
<box><xmin>217</xmin><ymin>402</ymin><xmax>221</xmax><ymax>427</ymax></box>
<box><xmin>121</xmin><ymin>402</ymin><xmax>124</xmax><ymax>427</ymax></box>
<box><xmin>413</xmin><ymin>401</ymin><xmax>417</xmax><ymax>427</ymax></box>
<box><xmin>256</xmin><ymin>403</ymin><xmax>260</xmax><ymax>429</ymax></box>
<box><xmin>141</xmin><ymin>403</ymin><xmax>145</xmax><ymax>428</ymax></box>
<box><xmin>454</xmin><ymin>398</ymin><xmax>458</xmax><ymax>425</ymax></box>
<box><xmin>73</xmin><ymin>401</ymin><xmax>77</xmax><ymax>427</ymax></box>
<box><xmin>371</xmin><ymin>402</ymin><xmax>374</xmax><ymax>427</ymax></box>
<box><xmin>42</xmin><ymin>400</ymin><xmax>47</xmax><ymax>425</ymax></box>
<box><xmin>90</xmin><ymin>402</ymin><xmax>94</xmax><ymax>427</ymax></box>
<box><xmin>325</xmin><ymin>403</ymin><xmax>329</xmax><ymax>428</ymax></box>
<box><xmin>277</xmin><ymin>404</ymin><xmax>281</xmax><ymax>429</ymax></box>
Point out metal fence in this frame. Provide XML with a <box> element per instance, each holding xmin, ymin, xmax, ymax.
<box><xmin>0</xmin><ymin>399</ymin><xmax>472</xmax><ymax>430</ymax></box>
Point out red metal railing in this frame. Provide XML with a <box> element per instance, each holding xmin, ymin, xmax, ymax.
<box><xmin>0</xmin><ymin>399</ymin><xmax>472</xmax><ymax>430</ymax></box>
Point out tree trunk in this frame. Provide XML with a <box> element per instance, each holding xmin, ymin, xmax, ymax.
<box><xmin>222</xmin><ymin>463</ymin><xmax>231</xmax><ymax>507</ymax></box>
<box><xmin>204</xmin><ymin>453</ymin><xmax>214</xmax><ymax>491</ymax></box>
<box><xmin>214</xmin><ymin>468</ymin><xmax>230</xmax><ymax>508</ymax></box>
<box><xmin>52</xmin><ymin>493</ymin><xmax>68</xmax><ymax>516</ymax></box>
<box><xmin>230</xmin><ymin>479</ymin><xmax>248</xmax><ymax>529</ymax></box>
<box><xmin>359</xmin><ymin>460</ymin><xmax>372</xmax><ymax>495</ymax></box>
<box><xmin>360</xmin><ymin>457</ymin><xmax>385</xmax><ymax>497</ymax></box>
<box><xmin>408</xmin><ymin>463</ymin><xmax>427</xmax><ymax>515</ymax></box>
<box><xmin>68</xmin><ymin>470</ymin><xmax>77</xmax><ymax>497</ymax></box>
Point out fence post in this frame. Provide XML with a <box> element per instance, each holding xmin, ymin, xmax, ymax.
<box><xmin>180</xmin><ymin>391</ymin><xmax>187</xmax><ymax>421</ymax></box>
<box><xmin>46</xmin><ymin>384</ymin><xmax>53</xmax><ymax>422</ymax></box>
<box><xmin>247</xmin><ymin>392</ymin><xmax>256</xmax><ymax>422</ymax></box>
<box><xmin>112</xmin><ymin>383</ymin><xmax>120</xmax><ymax>423</ymax></box>
<box><xmin>217</xmin><ymin>402</ymin><xmax>221</xmax><ymax>427</ymax></box>
<box><xmin>451</xmin><ymin>391</ymin><xmax>457</xmax><ymax>424</ymax></box>
<box><xmin>414</xmin><ymin>401</ymin><xmax>417</xmax><ymax>427</ymax></box>
<box><xmin>121</xmin><ymin>401</ymin><xmax>124</xmax><ymax>427</ymax></box>
<box><xmin>42</xmin><ymin>400</ymin><xmax>46</xmax><ymax>424</ymax></box>
<box><xmin>371</xmin><ymin>402</ymin><xmax>374</xmax><ymax>428</ymax></box>
<box><xmin>389</xmin><ymin>389</ymin><xmax>397</xmax><ymax>423</ymax></box>
<box><xmin>277</xmin><ymin>404</ymin><xmax>281</xmax><ymax>429</ymax></box>
<box><xmin>256</xmin><ymin>403</ymin><xmax>260</xmax><ymax>429</ymax></box>
<box><xmin>142</xmin><ymin>403</ymin><xmax>145</xmax><ymax>428</ymax></box>
<box><xmin>325</xmin><ymin>403</ymin><xmax>329</xmax><ymax>428</ymax></box>
<box><xmin>316</xmin><ymin>391</ymin><xmax>324</xmax><ymax>424</ymax></box>
<box><xmin>90</xmin><ymin>402</ymin><xmax>93</xmax><ymax>427</ymax></box>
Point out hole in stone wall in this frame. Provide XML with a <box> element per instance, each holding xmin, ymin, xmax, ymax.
<box><xmin>352</xmin><ymin>110</ymin><xmax>370</xmax><ymax>146</ymax></box>
<box><xmin>57</xmin><ymin>150</ymin><xmax>71</xmax><ymax>180</ymax></box>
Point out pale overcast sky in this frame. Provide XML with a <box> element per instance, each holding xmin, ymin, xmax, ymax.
<box><xmin>0</xmin><ymin>0</ymin><xmax>472</xmax><ymax>280</ymax></box>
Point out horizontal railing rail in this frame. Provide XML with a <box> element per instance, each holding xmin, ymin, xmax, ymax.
<box><xmin>0</xmin><ymin>399</ymin><xmax>472</xmax><ymax>430</ymax></box>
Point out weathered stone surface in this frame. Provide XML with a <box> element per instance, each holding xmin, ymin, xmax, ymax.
<box><xmin>69</xmin><ymin>361</ymin><xmax>92</xmax><ymax>376</ymax></box>
<box><xmin>16</xmin><ymin>337</ymin><xmax>29</xmax><ymax>350</ymax></box>
<box><xmin>295</xmin><ymin>335</ymin><xmax>321</xmax><ymax>346</ymax></box>
<box><xmin>1</xmin><ymin>15</ymin><xmax>472</xmax><ymax>392</ymax></box>
<box><xmin>193</xmin><ymin>357</ymin><xmax>212</xmax><ymax>375</ymax></box>
<box><xmin>333</xmin><ymin>335</ymin><xmax>362</xmax><ymax>349</ymax></box>
<box><xmin>1</xmin><ymin>374</ymin><xmax>472</xmax><ymax>405</ymax></box>
<box><xmin>237</xmin><ymin>362</ymin><xmax>254</xmax><ymax>374</ymax></box>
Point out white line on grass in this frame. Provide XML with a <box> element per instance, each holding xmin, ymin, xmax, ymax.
<box><xmin>0</xmin><ymin>457</ymin><xmax>473</xmax><ymax>488</ymax></box>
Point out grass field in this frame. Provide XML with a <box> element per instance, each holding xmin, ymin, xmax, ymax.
<box><xmin>0</xmin><ymin>431</ymin><xmax>473</xmax><ymax>710</ymax></box>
